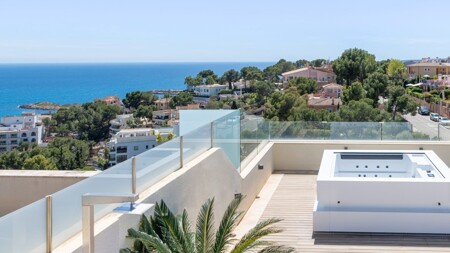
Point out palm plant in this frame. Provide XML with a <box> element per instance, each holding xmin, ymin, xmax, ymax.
<box><xmin>120</xmin><ymin>196</ymin><xmax>294</xmax><ymax>253</ymax></box>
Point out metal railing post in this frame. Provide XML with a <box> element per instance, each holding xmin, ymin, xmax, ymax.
<box><xmin>210</xmin><ymin>122</ymin><xmax>214</xmax><ymax>148</ymax></box>
<box><xmin>180</xmin><ymin>136</ymin><xmax>184</xmax><ymax>168</ymax></box>
<box><xmin>380</xmin><ymin>122</ymin><xmax>383</xmax><ymax>141</ymax></box>
<box><xmin>131</xmin><ymin>156</ymin><xmax>136</xmax><ymax>194</ymax></box>
<box><xmin>131</xmin><ymin>156</ymin><xmax>136</xmax><ymax>210</ymax></box>
<box><xmin>46</xmin><ymin>195</ymin><xmax>52</xmax><ymax>253</ymax></box>
<box><xmin>438</xmin><ymin>123</ymin><xmax>440</xmax><ymax>140</ymax></box>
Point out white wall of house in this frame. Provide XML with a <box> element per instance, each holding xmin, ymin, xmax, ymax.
<box><xmin>0</xmin><ymin>113</ymin><xmax>44</xmax><ymax>152</ymax></box>
<box><xmin>193</xmin><ymin>84</ymin><xmax>228</xmax><ymax>96</ymax></box>
<box><xmin>108</xmin><ymin>129</ymin><xmax>159</xmax><ymax>165</ymax></box>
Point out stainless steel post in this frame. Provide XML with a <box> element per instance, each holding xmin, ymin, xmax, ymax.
<box><xmin>46</xmin><ymin>195</ymin><xmax>52</xmax><ymax>253</ymax></box>
<box><xmin>180</xmin><ymin>136</ymin><xmax>184</xmax><ymax>168</ymax></box>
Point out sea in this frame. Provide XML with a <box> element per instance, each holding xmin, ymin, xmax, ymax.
<box><xmin>0</xmin><ymin>62</ymin><xmax>273</xmax><ymax>117</ymax></box>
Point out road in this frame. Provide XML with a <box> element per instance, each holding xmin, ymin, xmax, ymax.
<box><xmin>402</xmin><ymin>113</ymin><xmax>450</xmax><ymax>141</ymax></box>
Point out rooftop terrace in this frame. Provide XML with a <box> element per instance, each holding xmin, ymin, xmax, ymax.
<box><xmin>3</xmin><ymin>110</ymin><xmax>450</xmax><ymax>252</ymax></box>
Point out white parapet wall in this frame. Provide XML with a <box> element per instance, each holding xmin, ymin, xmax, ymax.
<box><xmin>0</xmin><ymin>170</ymin><xmax>98</xmax><ymax>216</ymax></box>
<box><xmin>54</xmin><ymin>144</ymin><xmax>275</xmax><ymax>253</ymax></box>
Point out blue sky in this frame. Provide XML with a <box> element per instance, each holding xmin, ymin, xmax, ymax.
<box><xmin>0</xmin><ymin>0</ymin><xmax>449</xmax><ymax>63</ymax></box>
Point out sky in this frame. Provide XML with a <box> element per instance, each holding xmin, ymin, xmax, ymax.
<box><xmin>0</xmin><ymin>0</ymin><xmax>449</xmax><ymax>63</ymax></box>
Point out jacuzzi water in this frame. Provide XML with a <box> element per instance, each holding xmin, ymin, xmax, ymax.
<box><xmin>313</xmin><ymin>150</ymin><xmax>450</xmax><ymax>234</ymax></box>
<box><xmin>334</xmin><ymin>152</ymin><xmax>443</xmax><ymax>179</ymax></box>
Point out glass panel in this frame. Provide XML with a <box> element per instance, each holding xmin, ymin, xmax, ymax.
<box><xmin>52</xmin><ymin>159</ymin><xmax>133</xmax><ymax>248</ymax></box>
<box><xmin>240</xmin><ymin>117</ymin><xmax>259</xmax><ymax>162</ymax></box>
<box><xmin>213</xmin><ymin>110</ymin><xmax>241</xmax><ymax>170</ymax></box>
<box><xmin>135</xmin><ymin>137</ymin><xmax>181</xmax><ymax>193</ymax></box>
<box><xmin>0</xmin><ymin>199</ymin><xmax>47</xmax><ymax>253</ymax></box>
<box><xmin>183</xmin><ymin>123</ymin><xmax>211</xmax><ymax>165</ymax></box>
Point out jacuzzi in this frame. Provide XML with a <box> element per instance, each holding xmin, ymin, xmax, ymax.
<box><xmin>313</xmin><ymin>150</ymin><xmax>450</xmax><ymax>234</ymax></box>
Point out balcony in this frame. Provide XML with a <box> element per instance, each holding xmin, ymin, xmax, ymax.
<box><xmin>2</xmin><ymin>110</ymin><xmax>450</xmax><ymax>253</ymax></box>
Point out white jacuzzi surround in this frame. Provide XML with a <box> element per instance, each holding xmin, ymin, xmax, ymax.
<box><xmin>313</xmin><ymin>150</ymin><xmax>450</xmax><ymax>234</ymax></box>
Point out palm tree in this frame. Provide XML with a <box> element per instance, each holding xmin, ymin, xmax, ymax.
<box><xmin>120</xmin><ymin>196</ymin><xmax>294</xmax><ymax>253</ymax></box>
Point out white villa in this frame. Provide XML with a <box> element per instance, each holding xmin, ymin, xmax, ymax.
<box><xmin>0</xmin><ymin>112</ymin><xmax>44</xmax><ymax>152</ymax></box>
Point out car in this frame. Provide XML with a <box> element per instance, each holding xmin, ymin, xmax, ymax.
<box><xmin>439</xmin><ymin>116</ymin><xmax>450</xmax><ymax>126</ymax></box>
<box><xmin>430</xmin><ymin>113</ymin><xmax>440</xmax><ymax>121</ymax></box>
<box><xmin>418</xmin><ymin>106</ymin><xmax>430</xmax><ymax>115</ymax></box>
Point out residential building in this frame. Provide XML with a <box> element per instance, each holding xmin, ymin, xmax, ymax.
<box><xmin>407</xmin><ymin>62</ymin><xmax>450</xmax><ymax>77</ymax></box>
<box><xmin>154</xmin><ymin>98</ymin><xmax>170</xmax><ymax>110</ymax></box>
<box><xmin>193</xmin><ymin>84</ymin><xmax>228</xmax><ymax>97</ymax></box>
<box><xmin>282</xmin><ymin>66</ymin><xmax>337</xmax><ymax>84</ymax></box>
<box><xmin>152</xmin><ymin>109</ymin><xmax>178</xmax><ymax>127</ymax></box>
<box><xmin>95</xmin><ymin>95</ymin><xmax>121</xmax><ymax>107</ymax></box>
<box><xmin>107</xmin><ymin>128</ymin><xmax>159</xmax><ymax>166</ymax></box>
<box><xmin>0</xmin><ymin>112</ymin><xmax>44</xmax><ymax>152</ymax></box>
<box><xmin>109</xmin><ymin>114</ymin><xmax>134</xmax><ymax>136</ymax></box>
<box><xmin>308</xmin><ymin>95</ymin><xmax>341</xmax><ymax>111</ymax></box>
<box><xmin>321</xmin><ymin>83</ymin><xmax>343</xmax><ymax>98</ymax></box>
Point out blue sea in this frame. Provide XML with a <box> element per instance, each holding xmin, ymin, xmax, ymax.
<box><xmin>0</xmin><ymin>62</ymin><xmax>272</xmax><ymax>117</ymax></box>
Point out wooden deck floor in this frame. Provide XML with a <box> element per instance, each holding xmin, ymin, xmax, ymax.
<box><xmin>256</xmin><ymin>174</ymin><xmax>450</xmax><ymax>252</ymax></box>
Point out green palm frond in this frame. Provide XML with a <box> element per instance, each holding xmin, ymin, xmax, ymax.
<box><xmin>213</xmin><ymin>196</ymin><xmax>243</xmax><ymax>253</ymax></box>
<box><xmin>196</xmin><ymin>198</ymin><xmax>215</xmax><ymax>253</ymax></box>
<box><xmin>231</xmin><ymin>218</ymin><xmax>284</xmax><ymax>253</ymax></box>
<box><xmin>125</xmin><ymin>228</ymin><xmax>172</xmax><ymax>253</ymax></box>
<box><xmin>154</xmin><ymin>200</ymin><xmax>191</xmax><ymax>253</ymax></box>
<box><xmin>119</xmin><ymin>248</ymin><xmax>139</xmax><ymax>253</ymax></box>
<box><xmin>181</xmin><ymin>209</ymin><xmax>195</xmax><ymax>252</ymax></box>
<box><xmin>257</xmin><ymin>245</ymin><xmax>295</xmax><ymax>253</ymax></box>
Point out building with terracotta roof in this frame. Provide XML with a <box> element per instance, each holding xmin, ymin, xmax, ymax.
<box><xmin>321</xmin><ymin>83</ymin><xmax>343</xmax><ymax>98</ymax></box>
<box><xmin>307</xmin><ymin>95</ymin><xmax>341</xmax><ymax>112</ymax></box>
<box><xmin>154</xmin><ymin>98</ymin><xmax>171</xmax><ymax>110</ymax></box>
<box><xmin>407</xmin><ymin>62</ymin><xmax>450</xmax><ymax>77</ymax></box>
<box><xmin>282</xmin><ymin>66</ymin><xmax>336</xmax><ymax>84</ymax></box>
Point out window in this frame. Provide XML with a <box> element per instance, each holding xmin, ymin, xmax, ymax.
<box><xmin>11</xmin><ymin>140</ymin><xmax>18</xmax><ymax>145</ymax></box>
<box><xmin>134</xmin><ymin>146</ymin><xmax>139</xmax><ymax>151</ymax></box>
<box><xmin>23</xmin><ymin>138</ymin><xmax>28</xmax><ymax>142</ymax></box>
<box><xmin>10</xmin><ymin>134</ymin><xmax>17</xmax><ymax>138</ymax></box>
<box><xmin>0</xmin><ymin>135</ymin><xmax>6</xmax><ymax>139</ymax></box>
<box><xmin>0</xmin><ymin>141</ymin><xmax>6</xmax><ymax>145</ymax></box>
<box><xmin>146</xmin><ymin>145</ymin><xmax>149</xmax><ymax>149</ymax></box>
<box><xmin>116</xmin><ymin>146</ymin><xmax>127</xmax><ymax>153</ymax></box>
<box><xmin>21</xmin><ymin>133</ymin><xmax>27</xmax><ymax>137</ymax></box>
<box><xmin>31</xmin><ymin>138</ymin><xmax>36</xmax><ymax>143</ymax></box>
<box><xmin>31</xmin><ymin>132</ymin><xmax>36</xmax><ymax>136</ymax></box>
<box><xmin>109</xmin><ymin>154</ymin><xmax>116</xmax><ymax>161</ymax></box>
<box><xmin>117</xmin><ymin>155</ymin><xmax>128</xmax><ymax>163</ymax></box>
<box><xmin>0</xmin><ymin>147</ymin><xmax>6</xmax><ymax>152</ymax></box>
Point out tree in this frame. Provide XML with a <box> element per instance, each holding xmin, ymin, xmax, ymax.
<box><xmin>286</xmin><ymin>77</ymin><xmax>317</xmax><ymax>95</ymax></box>
<box><xmin>49</xmin><ymin>137</ymin><xmax>90</xmax><ymax>170</ymax></box>
<box><xmin>310</xmin><ymin>59</ymin><xmax>326</xmax><ymax>67</ymax></box>
<box><xmin>120</xmin><ymin>197</ymin><xmax>293</xmax><ymax>253</ymax></box>
<box><xmin>263</xmin><ymin>59</ymin><xmax>296</xmax><ymax>83</ymax></box>
<box><xmin>332</xmin><ymin>48</ymin><xmax>377</xmax><ymax>85</ymax></box>
<box><xmin>221</xmin><ymin>69</ymin><xmax>240</xmax><ymax>90</ymax></box>
<box><xmin>254</xmin><ymin>81</ymin><xmax>275</xmax><ymax>106</ymax></box>
<box><xmin>134</xmin><ymin>105</ymin><xmax>154</xmax><ymax>127</ymax></box>
<box><xmin>295</xmin><ymin>59</ymin><xmax>309</xmax><ymax>68</ymax></box>
<box><xmin>240</xmin><ymin>66</ymin><xmax>263</xmax><ymax>88</ymax></box>
<box><xmin>387</xmin><ymin>85</ymin><xmax>418</xmax><ymax>120</ymax></box>
<box><xmin>123</xmin><ymin>91</ymin><xmax>157</xmax><ymax>110</ymax></box>
<box><xmin>339</xmin><ymin>99</ymin><xmax>389</xmax><ymax>122</ymax></box>
<box><xmin>169</xmin><ymin>92</ymin><xmax>193</xmax><ymax>108</ymax></box>
<box><xmin>206</xmin><ymin>99</ymin><xmax>223</xmax><ymax>109</ymax></box>
<box><xmin>185</xmin><ymin>76</ymin><xmax>202</xmax><ymax>87</ymax></box>
<box><xmin>23</xmin><ymin>155</ymin><xmax>57</xmax><ymax>170</ymax></box>
<box><xmin>387</xmin><ymin>59</ymin><xmax>408</xmax><ymax>83</ymax></box>
<box><xmin>342</xmin><ymin>81</ymin><xmax>366</xmax><ymax>104</ymax></box>
<box><xmin>363</xmin><ymin>72</ymin><xmax>389</xmax><ymax>106</ymax></box>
